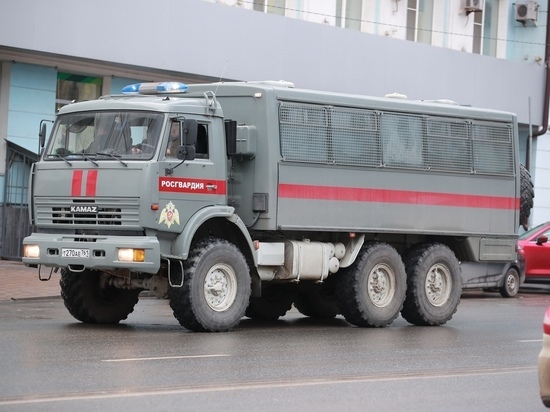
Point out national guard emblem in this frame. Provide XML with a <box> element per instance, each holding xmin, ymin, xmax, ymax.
<box><xmin>159</xmin><ymin>201</ymin><xmax>180</xmax><ymax>228</ymax></box>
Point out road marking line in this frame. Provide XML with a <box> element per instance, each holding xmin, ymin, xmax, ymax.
<box><xmin>518</xmin><ymin>339</ymin><xmax>542</xmax><ymax>343</ymax></box>
<box><xmin>0</xmin><ymin>366</ymin><xmax>537</xmax><ymax>406</ymax></box>
<box><xmin>102</xmin><ymin>354</ymin><xmax>230</xmax><ymax>362</ymax></box>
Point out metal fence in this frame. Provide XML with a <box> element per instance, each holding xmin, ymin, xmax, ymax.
<box><xmin>1</xmin><ymin>142</ymin><xmax>38</xmax><ymax>260</ymax></box>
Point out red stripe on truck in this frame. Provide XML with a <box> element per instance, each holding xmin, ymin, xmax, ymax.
<box><xmin>278</xmin><ymin>183</ymin><xmax>518</xmax><ymax>210</ymax></box>
<box><xmin>86</xmin><ymin>170</ymin><xmax>98</xmax><ymax>197</ymax></box>
<box><xmin>71</xmin><ymin>170</ymin><xmax>98</xmax><ymax>197</ymax></box>
<box><xmin>159</xmin><ymin>177</ymin><xmax>227</xmax><ymax>195</ymax></box>
<box><xmin>71</xmin><ymin>170</ymin><xmax>83</xmax><ymax>196</ymax></box>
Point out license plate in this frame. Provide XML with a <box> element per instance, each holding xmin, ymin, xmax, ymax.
<box><xmin>61</xmin><ymin>248</ymin><xmax>90</xmax><ymax>258</ymax></box>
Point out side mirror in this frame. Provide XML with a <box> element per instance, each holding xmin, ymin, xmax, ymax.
<box><xmin>537</xmin><ymin>235</ymin><xmax>548</xmax><ymax>246</ymax></box>
<box><xmin>182</xmin><ymin>119</ymin><xmax>197</xmax><ymax>146</ymax></box>
<box><xmin>176</xmin><ymin>144</ymin><xmax>196</xmax><ymax>161</ymax></box>
<box><xmin>225</xmin><ymin>119</ymin><xmax>237</xmax><ymax>156</ymax></box>
<box><xmin>38</xmin><ymin>122</ymin><xmax>47</xmax><ymax>148</ymax></box>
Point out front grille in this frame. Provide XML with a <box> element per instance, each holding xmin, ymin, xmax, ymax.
<box><xmin>35</xmin><ymin>197</ymin><xmax>140</xmax><ymax>227</ymax></box>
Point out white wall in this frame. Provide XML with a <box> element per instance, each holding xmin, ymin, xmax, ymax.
<box><xmin>0</xmin><ymin>0</ymin><xmax>544</xmax><ymax>127</ymax></box>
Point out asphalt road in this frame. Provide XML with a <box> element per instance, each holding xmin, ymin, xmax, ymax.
<box><xmin>1</xmin><ymin>289</ymin><xmax>549</xmax><ymax>412</ymax></box>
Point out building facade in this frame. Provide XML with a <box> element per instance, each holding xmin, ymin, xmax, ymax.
<box><xmin>0</xmin><ymin>0</ymin><xmax>548</xmax><ymax>257</ymax></box>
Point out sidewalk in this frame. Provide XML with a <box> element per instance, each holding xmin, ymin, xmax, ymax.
<box><xmin>0</xmin><ymin>259</ymin><xmax>61</xmax><ymax>301</ymax></box>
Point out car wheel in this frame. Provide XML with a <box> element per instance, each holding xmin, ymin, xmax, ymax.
<box><xmin>499</xmin><ymin>267</ymin><xmax>520</xmax><ymax>298</ymax></box>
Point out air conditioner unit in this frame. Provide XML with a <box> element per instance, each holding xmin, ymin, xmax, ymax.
<box><xmin>516</xmin><ymin>1</ymin><xmax>538</xmax><ymax>23</ymax></box>
<box><xmin>464</xmin><ymin>0</ymin><xmax>483</xmax><ymax>13</ymax></box>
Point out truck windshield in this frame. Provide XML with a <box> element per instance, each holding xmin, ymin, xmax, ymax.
<box><xmin>44</xmin><ymin>111</ymin><xmax>164</xmax><ymax>161</ymax></box>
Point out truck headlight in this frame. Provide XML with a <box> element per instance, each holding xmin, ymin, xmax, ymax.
<box><xmin>24</xmin><ymin>245</ymin><xmax>40</xmax><ymax>259</ymax></box>
<box><xmin>118</xmin><ymin>248</ymin><xmax>145</xmax><ymax>262</ymax></box>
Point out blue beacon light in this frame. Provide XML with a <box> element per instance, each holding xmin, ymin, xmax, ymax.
<box><xmin>121</xmin><ymin>82</ymin><xmax>188</xmax><ymax>95</ymax></box>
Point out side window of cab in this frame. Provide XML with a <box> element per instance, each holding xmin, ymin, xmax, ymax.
<box><xmin>165</xmin><ymin>122</ymin><xmax>209</xmax><ymax>159</ymax></box>
<box><xmin>166</xmin><ymin>121</ymin><xmax>180</xmax><ymax>157</ymax></box>
<box><xmin>195</xmin><ymin>124</ymin><xmax>209</xmax><ymax>159</ymax></box>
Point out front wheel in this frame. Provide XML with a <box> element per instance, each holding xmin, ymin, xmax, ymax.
<box><xmin>60</xmin><ymin>269</ymin><xmax>141</xmax><ymax>324</ymax></box>
<box><xmin>401</xmin><ymin>243</ymin><xmax>462</xmax><ymax>326</ymax></box>
<box><xmin>499</xmin><ymin>267</ymin><xmax>520</xmax><ymax>298</ymax></box>
<box><xmin>169</xmin><ymin>237</ymin><xmax>251</xmax><ymax>332</ymax></box>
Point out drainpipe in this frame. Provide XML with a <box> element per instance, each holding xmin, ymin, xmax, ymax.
<box><xmin>527</xmin><ymin>0</ymin><xmax>550</xmax><ymax>171</ymax></box>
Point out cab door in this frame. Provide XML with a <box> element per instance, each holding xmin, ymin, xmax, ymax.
<box><xmin>156</xmin><ymin>121</ymin><xmax>227</xmax><ymax>233</ymax></box>
<box><xmin>524</xmin><ymin>231</ymin><xmax>550</xmax><ymax>278</ymax></box>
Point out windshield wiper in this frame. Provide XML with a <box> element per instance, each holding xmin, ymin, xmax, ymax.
<box><xmin>65</xmin><ymin>152</ymin><xmax>99</xmax><ymax>166</ymax></box>
<box><xmin>95</xmin><ymin>152</ymin><xmax>128</xmax><ymax>167</ymax></box>
<box><xmin>79</xmin><ymin>153</ymin><xmax>99</xmax><ymax>166</ymax></box>
<box><xmin>47</xmin><ymin>153</ymin><xmax>73</xmax><ymax>166</ymax></box>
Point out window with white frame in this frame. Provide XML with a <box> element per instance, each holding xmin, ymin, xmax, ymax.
<box><xmin>254</xmin><ymin>0</ymin><xmax>285</xmax><ymax>15</ymax></box>
<box><xmin>406</xmin><ymin>0</ymin><xmax>434</xmax><ymax>44</ymax></box>
<box><xmin>473</xmin><ymin>9</ymin><xmax>483</xmax><ymax>54</ymax></box>
<box><xmin>336</xmin><ymin>0</ymin><xmax>362</xmax><ymax>31</ymax></box>
<box><xmin>470</xmin><ymin>0</ymin><xmax>501</xmax><ymax>55</ymax></box>
<box><xmin>482</xmin><ymin>0</ymin><xmax>499</xmax><ymax>57</ymax></box>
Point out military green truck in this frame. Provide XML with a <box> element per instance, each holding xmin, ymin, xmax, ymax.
<box><xmin>23</xmin><ymin>80</ymin><xmax>524</xmax><ymax>332</ymax></box>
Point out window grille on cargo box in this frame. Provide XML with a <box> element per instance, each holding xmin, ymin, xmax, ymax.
<box><xmin>279</xmin><ymin>102</ymin><xmax>381</xmax><ymax>167</ymax></box>
<box><xmin>278</xmin><ymin>102</ymin><xmax>514</xmax><ymax>177</ymax></box>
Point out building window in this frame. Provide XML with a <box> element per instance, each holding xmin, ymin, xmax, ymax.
<box><xmin>254</xmin><ymin>0</ymin><xmax>285</xmax><ymax>15</ymax></box>
<box><xmin>56</xmin><ymin>72</ymin><xmax>102</xmax><ymax>111</ymax></box>
<box><xmin>406</xmin><ymin>0</ymin><xmax>433</xmax><ymax>44</ymax></box>
<box><xmin>482</xmin><ymin>0</ymin><xmax>499</xmax><ymax>57</ymax></box>
<box><xmin>336</xmin><ymin>0</ymin><xmax>362</xmax><ymax>31</ymax></box>
<box><xmin>471</xmin><ymin>0</ymin><xmax>500</xmax><ymax>56</ymax></box>
<box><xmin>472</xmin><ymin>10</ymin><xmax>483</xmax><ymax>54</ymax></box>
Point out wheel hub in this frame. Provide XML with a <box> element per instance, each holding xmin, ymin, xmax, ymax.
<box><xmin>204</xmin><ymin>263</ymin><xmax>237</xmax><ymax>312</ymax></box>
<box><xmin>368</xmin><ymin>264</ymin><xmax>395</xmax><ymax>308</ymax></box>
<box><xmin>425</xmin><ymin>264</ymin><xmax>451</xmax><ymax>307</ymax></box>
<box><xmin>506</xmin><ymin>274</ymin><xmax>517</xmax><ymax>291</ymax></box>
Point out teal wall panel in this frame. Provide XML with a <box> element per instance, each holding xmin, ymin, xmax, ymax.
<box><xmin>111</xmin><ymin>77</ymin><xmax>143</xmax><ymax>94</ymax></box>
<box><xmin>8</xmin><ymin>63</ymin><xmax>56</xmax><ymax>153</ymax></box>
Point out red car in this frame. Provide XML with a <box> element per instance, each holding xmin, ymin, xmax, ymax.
<box><xmin>539</xmin><ymin>307</ymin><xmax>550</xmax><ymax>407</ymax></box>
<box><xmin>518</xmin><ymin>221</ymin><xmax>550</xmax><ymax>283</ymax></box>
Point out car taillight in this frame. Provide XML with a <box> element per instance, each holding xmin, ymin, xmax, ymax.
<box><xmin>543</xmin><ymin>307</ymin><xmax>550</xmax><ymax>335</ymax></box>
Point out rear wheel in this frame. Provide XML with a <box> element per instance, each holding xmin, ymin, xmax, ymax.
<box><xmin>169</xmin><ymin>237</ymin><xmax>251</xmax><ymax>332</ymax></box>
<box><xmin>336</xmin><ymin>242</ymin><xmax>406</xmax><ymax>327</ymax></box>
<box><xmin>401</xmin><ymin>243</ymin><xmax>461</xmax><ymax>326</ymax></box>
<box><xmin>60</xmin><ymin>269</ymin><xmax>141</xmax><ymax>324</ymax></box>
<box><xmin>499</xmin><ymin>267</ymin><xmax>520</xmax><ymax>298</ymax></box>
<box><xmin>294</xmin><ymin>277</ymin><xmax>340</xmax><ymax>319</ymax></box>
<box><xmin>520</xmin><ymin>163</ymin><xmax>534</xmax><ymax>230</ymax></box>
<box><xmin>245</xmin><ymin>284</ymin><xmax>295</xmax><ymax>320</ymax></box>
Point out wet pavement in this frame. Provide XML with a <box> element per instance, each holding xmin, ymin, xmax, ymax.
<box><xmin>1</xmin><ymin>258</ymin><xmax>549</xmax><ymax>302</ymax></box>
<box><xmin>0</xmin><ymin>260</ymin><xmax>60</xmax><ymax>301</ymax></box>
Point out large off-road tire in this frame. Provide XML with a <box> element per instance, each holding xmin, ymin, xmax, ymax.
<box><xmin>335</xmin><ymin>242</ymin><xmax>407</xmax><ymax>327</ymax></box>
<box><xmin>60</xmin><ymin>269</ymin><xmax>141</xmax><ymax>324</ymax></box>
<box><xmin>245</xmin><ymin>284</ymin><xmax>295</xmax><ymax>320</ymax></box>
<box><xmin>294</xmin><ymin>277</ymin><xmax>340</xmax><ymax>319</ymax></box>
<box><xmin>499</xmin><ymin>266</ymin><xmax>520</xmax><ymax>298</ymax></box>
<box><xmin>401</xmin><ymin>243</ymin><xmax>461</xmax><ymax>326</ymax></box>
<box><xmin>520</xmin><ymin>163</ymin><xmax>534</xmax><ymax>230</ymax></box>
<box><xmin>169</xmin><ymin>237</ymin><xmax>251</xmax><ymax>332</ymax></box>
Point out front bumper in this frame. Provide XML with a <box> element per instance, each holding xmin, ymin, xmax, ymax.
<box><xmin>22</xmin><ymin>233</ymin><xmax>161</xmax><ymax>274</ymax></box>
<box><xmin>539</xmin><ymin>333</ymin><xmax>550</xmax><ymax>407</ymax></box>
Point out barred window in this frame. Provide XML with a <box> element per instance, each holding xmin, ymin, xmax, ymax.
<box><xmin>278</xmin><ymin>101</ymin><xmax>514</xmax><ymax>177</ymax></box>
